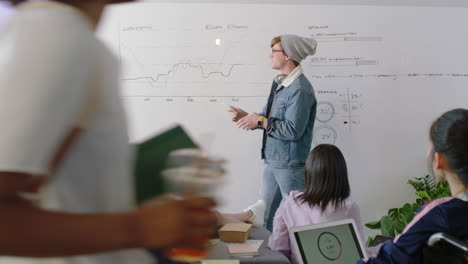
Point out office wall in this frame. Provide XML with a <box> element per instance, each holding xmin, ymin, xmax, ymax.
<box><xmin>98</xmin><ymin>3</ymin><xmax>468</xmax><ymax>230</ymax></box>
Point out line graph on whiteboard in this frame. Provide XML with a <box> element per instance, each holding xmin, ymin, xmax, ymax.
<box><xmin>117</xmin><ymin>23</ymin><xmax>273</xmax><ymax>98</ymax></box>
<box><xmin>121</xmin><ymin>62</ymin><xmax>244</xmax><ymax>83</ymax></box>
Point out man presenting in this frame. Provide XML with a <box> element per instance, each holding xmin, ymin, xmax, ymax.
<box><xmin>230</xmin><ymin>35</ymin><xmax>318</xmax><ymax>231</ymax></box>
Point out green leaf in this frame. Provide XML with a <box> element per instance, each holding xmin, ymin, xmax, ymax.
<box><xmin>381</xmin><ymin>216</ymin><xmax>396</xmax><ymax>237</ymax></box>
<box><xmin>402</xmin><ymin>213</ymin><xmax>413</xmax><ymax>225</ymax></box>
<box><xmin>432</xmin><ymin>181</ymin><xmax>451</xmax><ymax>198</ymax></box>
<box><xmin>416</xmin><ymin>190</ymin><xmax>431</xmax><ymax>201</ymax></box>
<box><xmin>366</xmin><ymin>236</ymin><xmax>374</xmax><ymax>247</ymax></box>
<box><xmin>365</xmin><ymin>220</ymin><xmax>382</xmax><ymax>229</ymax></box>
<box><xmin>422</xmin><ymin>175</ymin><xmax>435</xmax><ymax>193</ymax></box>
<box><xmin>407</xmin><ymin>179</ymin><xmax>419</xmax><ymax>191</ymax></box>
<box><xmin>394</xmin><ymin>217</ymin><xmax>406</xmax><ymax>234</ymax></box>
<box><xmin>400</xmin><ymin>203</ymin><xmax>415</xmax><ymax>224</ymax></box>
<box><xmin>388</xmin><ymin>208</ymin><xmax>399</xmax><ymax>218</ymax></box>
<box><xmin>401</xmin><ymin>203</ymin><xmax>412</xmax><ymax>213</ymax></box>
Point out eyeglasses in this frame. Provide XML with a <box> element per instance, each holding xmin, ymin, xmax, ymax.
<box><xmin>271</xmin><ymin>49</ymin><xmax>285</xmax><ymax>54</ymax></box>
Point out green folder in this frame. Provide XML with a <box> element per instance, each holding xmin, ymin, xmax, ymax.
<box><xmin>134</xmin><ymin>125</ymin><xmax>198</xmax><ymax>204</ymax></box>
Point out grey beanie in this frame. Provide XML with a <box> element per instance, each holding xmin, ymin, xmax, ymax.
<box><xmin>279</xmin><ymin>34</ymin><xmax>317</xmax><ymax>63</ymax></box>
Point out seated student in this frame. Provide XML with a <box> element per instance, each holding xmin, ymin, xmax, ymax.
<box><xmin>268</xmin><ymin>144</ymin><xmax>366</xmax><ymax>264</ymax></box>
<box><xmin>358</xmin><ymin>108</ymin><xmax>468</xmax><ymax>264</ymax></box>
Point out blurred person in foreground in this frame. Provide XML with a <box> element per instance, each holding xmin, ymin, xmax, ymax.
<box><xmin>0</xmin><ymin>1</ymin><xmax>217</xmax><ymax>263</ymax></box>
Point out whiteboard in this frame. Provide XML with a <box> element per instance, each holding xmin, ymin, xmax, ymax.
<box><xmin>98</xmin><ymin>3</ymin><xmax>468</xmax><ymax>231</ymax></box>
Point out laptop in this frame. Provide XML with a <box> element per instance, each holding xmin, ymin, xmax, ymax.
<box><xmin>289</xmin><ymin>219</ymin><xmax>368</xmax><ymax>264</ymax></box>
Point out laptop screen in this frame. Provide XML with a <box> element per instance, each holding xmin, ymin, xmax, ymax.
<box><xmin>291</xmin><ymin>220</ymin><xmax>365</xmax><ymax>264</ymax></box>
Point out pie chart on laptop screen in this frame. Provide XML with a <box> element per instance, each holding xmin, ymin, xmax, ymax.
<box><xmin>317</xmin><ymin>232</ymin><xmax>343</xmax><ymax>260</ymax></box>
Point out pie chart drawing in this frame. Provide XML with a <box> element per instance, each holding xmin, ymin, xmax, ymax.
<box><xmin>313</xmin><ymin>125</ymin><xmax>338</xmax><ymax>145</ymax></box>
<box><xmin>317</xmin><ymin>232</ymin><xmax>343</xmax><ymax>261</ymax></box>
<box><xmin>316</xmin><ymin>101</ymin><xmax>335</xmax><ymax>123</ymax></box>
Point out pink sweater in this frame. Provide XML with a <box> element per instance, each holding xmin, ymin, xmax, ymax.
<box><xmin>268</xmin><ymin>190</ymin><xmax>366</xmax><ymax>264</ymax></box>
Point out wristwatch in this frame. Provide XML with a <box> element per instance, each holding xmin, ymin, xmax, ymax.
<box><xmin>257</xmin><ymin>116</ymin><xmax>265</xmax><ymax>126</ymax></box>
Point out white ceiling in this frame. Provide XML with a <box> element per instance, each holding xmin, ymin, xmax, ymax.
<box><xmin>141</xmin><ymin>0</ymin><xmax>468</xmax><ymax>7</ymax></box>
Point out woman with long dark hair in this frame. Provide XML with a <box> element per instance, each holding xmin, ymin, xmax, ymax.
<box><xmin>268</xmin><ymin>144</ymin><xmax>365</xmax><ymax>264</ymax></box>
<box><xmin>359</xmin><ymin>108</ymin><xmax>468</xmax><ymax>264</ymax></box>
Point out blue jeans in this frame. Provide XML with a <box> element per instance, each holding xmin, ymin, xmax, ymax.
<box><xmin>261</xmin><ymin>164</ymin><xmax>305</xmax><ymax>231</ymax></box>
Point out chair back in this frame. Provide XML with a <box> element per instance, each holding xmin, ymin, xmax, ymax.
<box><xmin>423</xmin><ymin>233</ymin><xmax>468</xmax><ymax>264</ymax></box>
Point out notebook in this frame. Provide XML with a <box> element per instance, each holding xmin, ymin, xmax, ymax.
<box><xmin>227</xmin><ymin>240</ymin><xmax>263</xmax><ymax>257</ymax></box>
<box><xmin>289</xmin><ymin>219</ymin><xmax>367</xmax><ymax>264</ymax></box>
<box><xmin>133</xmin><ymin>125</ymin><xmax>197</xmax><ymax>204</ymax></box>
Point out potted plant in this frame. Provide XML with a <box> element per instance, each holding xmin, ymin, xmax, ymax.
<box><xmin>365</xmin><ymin>175</ymin><xmax>451</xmax><ymax>245</ymax></box>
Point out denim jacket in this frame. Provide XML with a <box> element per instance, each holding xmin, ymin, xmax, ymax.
<box><xmin>258</xmin><ymin>74</ymin><xmax>316</xmax><ymax>168</ymax></box>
